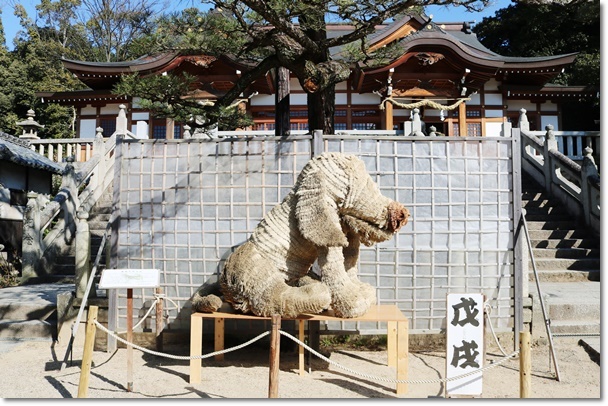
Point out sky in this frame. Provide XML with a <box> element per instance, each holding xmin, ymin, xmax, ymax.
<box><xmin>0</xmin><ymin>0</ymin><xmax>513</xmax><ymax>50</ymax></box>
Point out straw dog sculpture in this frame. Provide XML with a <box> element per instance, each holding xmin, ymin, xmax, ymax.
<box><xmin>192</xmin><ymin>152</ymin><xmax>409</xmax><ymax>318</ymax></box>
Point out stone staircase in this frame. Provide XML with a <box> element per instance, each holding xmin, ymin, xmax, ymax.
<box><xmin>0</xmin><ymin>186</ymin><xmax>113</xmax><ymax>341</ymax></box>
<box><xmin>522</xmin><ymin>172</ymin><xmax>600</xmax><ymax>338</ymax></box>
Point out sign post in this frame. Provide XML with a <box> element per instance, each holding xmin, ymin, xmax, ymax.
<box><xmin>446</xmin><ymin>293</ymin><xmax>485</xmax><ymax>397</ymax></box>
<box><xmin>99</xmin><ymin>269</ymin><xmax>160</xmax><ymax>392</ymax></box>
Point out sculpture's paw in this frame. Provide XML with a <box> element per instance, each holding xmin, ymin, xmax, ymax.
<box><xmin>192</xmin><ymin>294</ymin><xmax>223</xmax><ymax>313</ymax></box>
<box><xmin>281</xmin><ymin>283</ymin><xmax>331</xmax><ymax>317</ymax></box>
<box><xmin>357</xmin><ymin>281</ymin><xmax>377</xmax><ymax>307</ymax></box>
<box><xmin>330</xmin><ymin>283</ymin><xmax>371</xmax><ymax>318</ymax></box>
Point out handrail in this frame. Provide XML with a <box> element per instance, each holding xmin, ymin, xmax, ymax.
<box><xmin>21</xmin><ymin>125</ymin><xmax>120</xmax><ymax>281</ymax></box>
<box><xmin>517</xmin><ymin>108</ymin><xmax>600</xmax><ymax>237</ymax></box>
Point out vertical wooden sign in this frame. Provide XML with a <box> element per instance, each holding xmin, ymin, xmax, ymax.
<box><xmin>446</xmin><ymin>293</ymin><xmax>484</xmax><ymax>397</ymax></box>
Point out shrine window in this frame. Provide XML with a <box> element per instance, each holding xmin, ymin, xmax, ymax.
<box><xmin>99</xmin><ymin>117</ymin><xmax>116</xmax><ymax>137</ymax></box>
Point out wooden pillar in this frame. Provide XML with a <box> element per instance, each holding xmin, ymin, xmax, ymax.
<box><xmin>275</xmin><ymin>67</ymin><xmax>290</xmax><ymax>137</ymax></box>
<box><xmin>384</xmin><ymin>101</ymin><xmax>394</xmax><ymax>130</ymax></box>
<box><xmin>298</xmin><ymin>320</ymin><xmax>305</xmax><ymax>376</ymax></box>
<box><xmin>155</xmin><ymin>287</ymin><xmax>163</xmax><ymax>351</ymax></box>
<box><xmin>268</xmin><ymin>315</ymin><xmax>281</xmax><ymax>398</ymax></box>
<box><xmin>520</xmin><ymin>331</ymin><xmax>531</xmax><ymax>398</ymax></box>
<box><xmin>214</xmin><ymin>318</ymin><xmax>225</xmax><ymax>361</ymax></box>
<box><xmin>166</xmin><ymin>118</ymin><xmax>175</xmax><ymax>139</ymax></box>
<box><xmin>189</xmin><ymin>314</ymin><xmax>203</xmax><ymax>384</ymax></box>
<box><xmin>396</xmin><ymin>321</ymin><xmax>408</xmax><ymax>395</ymax></box>
<box><xmin>458</xmin><ymin>102</ymin><xmax>467</xmax><ymax>136</ymax></box>
<box><xmin>77</xmin><ymin>306</ymin><xmax>98</xmax><ymax>398</ymax></box>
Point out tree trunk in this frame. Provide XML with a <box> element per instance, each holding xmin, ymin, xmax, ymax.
<box><xmin>275</xmin><ymin>66</ymin><xmax>290</xmax><ymax>137</ymax></box>
<box><xmin>307</xmin><ymin>84</ymin><xmax>335</xmax><ymax>135</ymax></box>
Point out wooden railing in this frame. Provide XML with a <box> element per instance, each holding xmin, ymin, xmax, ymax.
<box><xmin>518</xmin><ymin>109</ymin><xmax>600</xmax><ymax>237</ymax></box>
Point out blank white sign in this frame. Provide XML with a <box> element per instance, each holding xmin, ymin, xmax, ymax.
<box><xmin>99</xmin><ymin>269</ymin><xmax>160</xmax><ymax>289</ymax></box>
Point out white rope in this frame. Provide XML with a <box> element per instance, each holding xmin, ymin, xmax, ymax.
<box><xmin>484</xmin><ymin>301</ymin><xmax>513</xmax><ymax>358</ymax></box>
<box><xmin>278</xmin><ymin>330</ymin><xmax>519</xmax><ymax>385</ymax></box>
<box><xmin>114</xmin><ymin>294</ymin><xmax>182</xmax><ymax>335</ymax></box>
<box><xmin>115</xmin><ymin>299</ymin><xmax>158</xmax><ymax>335</ymax></box>
<box><xmin>94</xmin><ymin>319</ymin><xmax>270</xmax><ymax>360</ymax></box>
<box><xmin>379</xmin><ymin>97</ymin><xmax>470</xmax><ymax>111</ymax></box>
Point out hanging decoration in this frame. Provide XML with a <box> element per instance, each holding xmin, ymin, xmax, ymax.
<box><xmin>379</xmin><ymin>97</ymin><xmax>470</xmax><ymax>111</ymax></box>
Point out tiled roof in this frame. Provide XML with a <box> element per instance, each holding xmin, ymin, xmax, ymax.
<box><xmin>0</xmin><ymin>132</ymin><xmax>65</xmax><ymax>174</ymax></box>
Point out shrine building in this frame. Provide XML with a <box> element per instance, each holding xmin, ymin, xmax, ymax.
<box><xmin>37</xmin><ymin>12</ymin><xmax>596</xmax><ymax>139</ymax></box>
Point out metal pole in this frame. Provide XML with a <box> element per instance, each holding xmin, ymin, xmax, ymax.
<box><xmin>521</xmin><ymin>209</ymin><xmax>561</xmax><ymax>381</ymax></box>
<box><xmin>127</xmin><ymin>288</ymin><xmax>134</xmax><ymax>392</ymax></box>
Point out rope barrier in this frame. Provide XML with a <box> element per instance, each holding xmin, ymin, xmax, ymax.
<box><xmin>114</xmin><ymin>293</ymin><xmax>181</xmax><ymax>335</ymax></box>
<box><xmin>94</xmin><ymin>320</ymin><xmax>270</xmax><ymax>360</ymax></box>
<box><xmin>279</xmin><ymin>329</ymin><xmax>519</xmax><ymax>385</ymax></box>
<box><xmin>92</xmin><ymin>319</ymin><xmax>519</xmax><ymax>386</ymax></box>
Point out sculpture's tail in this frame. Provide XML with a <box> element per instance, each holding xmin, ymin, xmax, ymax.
<box><xmin>191</xmin><ymin>281</ymin><xmax>223</xmax><ymax>313</ymax></box>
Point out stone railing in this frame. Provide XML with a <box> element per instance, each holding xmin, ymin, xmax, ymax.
<box><xmin>28</xmin><ymin>138</ymin><xmax>96</xmax><ymax>163</ymax></box>
<box><xmin>518</xmin><ymin>109</ymin><xmax>600</xmax><ymax>237</ymax></box>
<box><xmin>21</xmin><ymin>124</ymin><xmax>119</xmax><ymax>284</ymax></box>
<box><xmin>522</xmin><ymin>127</ymin><xmax>600</xmax><ymax>168</ymax></box>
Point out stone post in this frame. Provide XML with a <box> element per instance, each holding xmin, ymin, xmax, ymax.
<box><xmin>61</xmin><ymin>157</ymin><xmax>80</xmax><ymax>243</ymax></box>
<box><xmin>75</xmin><ymin>210</ymin><xmax>91</xmax><ymax>299</ymax></box>
<box><xmin>116</xmin><ymin>104</ymin><xmax>128</xmax><ymax>136</ymax></box>
<box><xmin>183</xmin><ymin>125</ymin><xmax>192</xmax><ymax>139</ymax></box>
<box><xmin>411</xmin><ymin>108</ymin><xmax>424</xmax><ymax>136</ymax></box>
<box><xmin>580</xmin><ymin>147</ymin><xmax>599</xmax><ymax>230</ymax></box>
<box><xmin>518</xmin><ymin>108</ymin><xmax>529</xmax><ymax>132</ymax></box>
<box><xmin>542</xmin><ymin>125</ymin><xmax>557</xmax><ymax>196</ymax></box>
<box><xmin>21</xmin><ymin>192</ymin><xmax>42</xmax><ymax>281</ymax></box>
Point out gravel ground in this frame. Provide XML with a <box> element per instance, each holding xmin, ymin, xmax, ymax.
<box><xmin>0</xmin><ymin>335</ymin><xmax>600</xmax><ymax>399</ymax></box>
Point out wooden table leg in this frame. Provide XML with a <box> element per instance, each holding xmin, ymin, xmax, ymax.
<box><xmin>190</xmin><ymin>315</ymin><xmax>203</xmax><ymax>384</ymax></box>
<box><xmin>387</xmin><ymin>321</ymin><xmax>397</xmax><ymax>368</ymax></box>
<box><xmin>298</xmin><ymin>320</ymin><xmax>305</xmax><ymax>376</ymax></box>
<box><xmin>396</xmin><ymin>321</ymin><xmax>408</xmax><ymax>395</ymax></box>
<box><xmin>215</xmin><ymin>318</ymin><xmax>224</xmax><ymax>361</ymax></box>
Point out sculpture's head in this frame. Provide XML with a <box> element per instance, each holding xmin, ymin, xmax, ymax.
<box><xmin>295</xmin><ymin>153</ymin><xmax>410</xmax><ymax>247</ymax></box>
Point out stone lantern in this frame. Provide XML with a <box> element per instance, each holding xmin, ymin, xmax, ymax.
<box><xmin>17</xmin><ymin>109</ymin><xmax>44</xmax><ymax>139</ymax></box>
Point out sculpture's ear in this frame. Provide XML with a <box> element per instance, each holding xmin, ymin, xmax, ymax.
<box><xmin>295</xmin><ymin>168</ymin><xmax>348</xmax><ymax>247</ymax></box>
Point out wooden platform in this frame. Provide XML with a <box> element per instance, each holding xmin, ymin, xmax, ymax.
<box><xmin>189</xmin><ymin>304</ymin><xmax>409</xmax><ymax>395</ymax></box>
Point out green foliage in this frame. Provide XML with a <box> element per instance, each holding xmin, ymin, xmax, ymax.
<box><xmin>0</xmin><ymin>248</ymin><xmax>21</xmax><ymax>288</ymax></box>
<box><xmin>474</xmin><ymin>0</ymin><xmax>599</xmax><ymax>89</ymax></box>
<box><xmin>320</xmin><ymin>334</ymin><xmax>388</xmax><ymax>351</ymax></box>
<box><xmin>114</xmin><ymin>72</ymin><xmax>253</xmax><ymax>132</ymax></box>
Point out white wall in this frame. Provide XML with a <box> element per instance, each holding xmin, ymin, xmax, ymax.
<box><xmin>79</xmin><ymin>119</ymin><xmax>97</xmax><ymax>138</ymax></box>
<box><xmin>541</xmin><ymin>115</ymin><xmax>559</xmax><ymax>131</ymax></box>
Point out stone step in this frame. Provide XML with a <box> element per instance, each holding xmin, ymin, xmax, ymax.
<box><xmin>522</xmin><ymin>205</ymin><xmax>570</xmax><ymax>216</ymax></box>
<box><xmin>550</xmin><ymin>320</ymin><xmax>601</xmax><ymax>335</ymax></box>
<box><xmin>532</xmin><ymin>247</ymin><xmax>600</xmax><ymax>259</ymax></box>
<box><xmin>523</xmin><ymin>213</ymin><xmax>571</xmax><ymax>222</ymax></box>
<box><xmin>539</xmin><ymin>281</ymin><xmax>601</xmax><ymax>318</ymax></box>
<box><xmin>526</xmin><ymin>229</ymin><xmax>591</xmax><ymax>240</ymax></box>
<box><xmin>530</xmin><ymin>269</ymin><xmax>600</xmax><ymax>282</ymax></box>
<box><xmin>529</xmin><ymin>238</ymin><xmax>599</xmax><ymax>249</ymax></box>
<box><xmin>525</xmin><ymin>220</ymin><xmax>581</xmax><ymax>230</ymax></box>
<box><xmin>529</xmin><ymin>257</ymin><xmax>600</xmax><ymax>271</ymax></box>
<box><xmin>0</xmin><ymin>302</ymin><xmax>56</xmax><ymax>321</ymax></box>
<box><xmin>0</xmin><ymin>320</ymin><xmax>55</xmax><ymax>340</ymax></box>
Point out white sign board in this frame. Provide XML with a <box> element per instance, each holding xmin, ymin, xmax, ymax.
<box><xmin>446</xmin><ymin>293</ymin><xmax>484</xmax><ymax>397</ymax></box>
<box><xmin>99</xmin><ymin>269</ymin><xmax>161</xmax><ymax>289</ymax></box>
